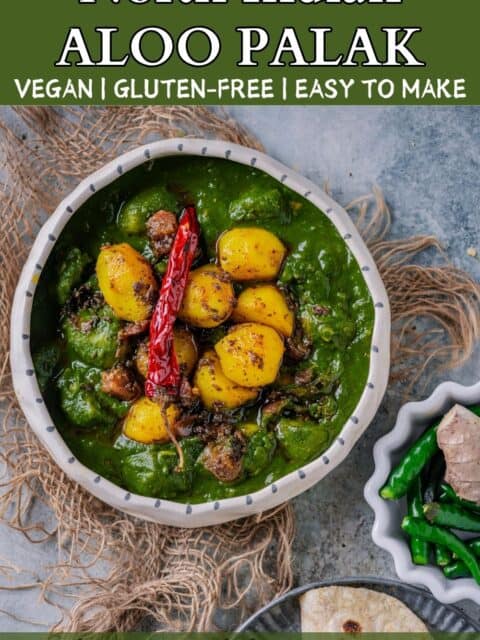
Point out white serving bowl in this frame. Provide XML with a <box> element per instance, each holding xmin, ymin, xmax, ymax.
<box><xmin>11</xmin><ymin>138</ymin><xmax>390</xmax><ymax>527</ymax></box>
<box><xmin>365</xmin><ymin>380</ymin><xmax>480</xmax><ymax>604</ymax></box>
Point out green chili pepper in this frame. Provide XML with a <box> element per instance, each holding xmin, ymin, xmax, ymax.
<box><xmin>418</xmin><ymin>459</ymin><xmax>449</xmax><ymax>567</ymax></box>
<box><xmin>439</xmin><ymin>483</ymin><xmax>480</xmax><ymax>513</ymax></box>
<box><xmin>444</xmin><ymin>537</ymin><xmax>480</xmax><ymax>578</ymax></box>
<box><xmin>401</xmin><ymin>516</ymin><xmax>480</xmax><ymax>585</ymax></box>
<box><xmin>423</xmin><ymin>453</ymin><xmax>446</xmax><ymax>504</ymax></box>
<box><xmin>469</xmin><ymin>539</ymin><xmax>480</xmax><ymax>556</ymax></box>
<box><xmin>444</xmin><ymin>560</ymin><xmax>470</xmax><ymax>580</ymax></box>
<box><xmin>381</xmin><ymin>406</ymin><xmax>480</xmax><ymax>502</ymax></box>
<box><xmin>407</xmin><ymin>477</ymin><xmax>430</xmax><ymax>565</ymax></box>
<box><xmin>452</xmin><ymin>538</ymin><xmax>480</xmax><ymax>561</ymax></box>
<box><xmin>435</xmin><ymin>545</ymin><xmax>452</xmax><ymax>567</ymax></box>
<box><xmin>380</xmin><ymin>424</ymin><xmax>439</xmax><ymax>500</ymax></box>
<box><xmin>424</xmin><ymin>502</ymin><xmax>480</xmax><ymax>532</ymax></box>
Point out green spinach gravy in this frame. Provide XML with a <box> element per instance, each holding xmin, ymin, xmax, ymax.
<box><xmin>31</xmin><ymin>156</ymin><xmax>373</xmax><ymax>503</ymax></box>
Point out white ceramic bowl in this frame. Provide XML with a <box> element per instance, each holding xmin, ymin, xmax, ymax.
<box><xmin>365</xmin><ymin>380</ymin><xmax>480</xmax><ymax>604</ymax></box>
<box><xmin>11</xmin><ymin>138</ymin><xmax>390</xmax><ymax>527</ymax></box>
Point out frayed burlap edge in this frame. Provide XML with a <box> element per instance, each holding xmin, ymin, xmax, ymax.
<box><xmin>346</xmin><ymin>187</ymin><xmax>479</xmax><ymax>394</ymax></box>
<box><xmin>0</xmin><ymin>107</ymin><xmax>478</xmax><ymax>631</ymax></box>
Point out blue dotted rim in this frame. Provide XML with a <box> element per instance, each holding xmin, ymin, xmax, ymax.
<box><xmin>18</xmin><ymin>140</ymin><xmax>388</xmax><ymax>518</ymax></box>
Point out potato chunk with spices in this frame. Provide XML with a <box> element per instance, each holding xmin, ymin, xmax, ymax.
<box><xmin>178</xmin><ymin>265</ymin><xmax>235</xmax><ymax>328</ymax></box>
<box><xmin>194</xmin><ymin>350</ymin><xmax>258</xmax><ymax>410</ymax></box>
<box><xmin>146</xmin><ymin>210</ymin><xmax>178</xmax><ymax>258</ymax></box>
<box><xmin>215</xmin><ymin>323</ymin><xmax>284</xmax><ymax>388</ymax></box>
<box><xmin>101</xmin><ymin>365</ymin><xmax>141</xmax><ymax>401</ymax></box>
<box><xmin>123</xmin><ymin>397</ymin><xmax>179</xmax><ymax>444</ymax></box>
<box><xmin>135</xmin><ymin>327</ymin><xmax>198</xmax><ymax>379</ymax></box>
<box><xmin>96</xmin><ymin>243</ymin><xmax>157</xmax><ymax>322</ymax></box>
<box><xmin>232</xmin><ymin>284</ymin><xmax>294</xmax><ymax>337</ymax></box>
<box><xmin>200</xmin><ymin>432</ymin><xmax>246</xmax><ymax>483</ymax></box>
<box><xmin>217</xmin><ymin>227</ymin><xmax>286</xmax><ymax>281</ymax></box>
<box><xmin>135</xmin><ymin>340</ymin><xmax>150</xmax><ymax>378</ymax></box>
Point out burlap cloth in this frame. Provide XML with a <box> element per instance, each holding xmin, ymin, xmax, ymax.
<box><xmin>0</xmin><ymin>107</ymin><xmax>478</xmax><ymax>632</ymax></box>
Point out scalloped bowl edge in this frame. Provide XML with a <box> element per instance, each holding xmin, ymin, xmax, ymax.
<box><xmin>364</xmin><ymin>380</ymin><xmax>480</xmax><ymax>604</ymax></box>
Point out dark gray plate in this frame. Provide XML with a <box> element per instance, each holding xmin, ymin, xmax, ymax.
<box><xmin>237</xmin><ymin>577</ymin><xmax>480</xmax><ymax>632</ymax></box>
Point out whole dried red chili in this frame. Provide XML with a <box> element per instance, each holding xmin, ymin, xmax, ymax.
<box><xmin>145</xmin><ymin>206</ymin><xmax>200</xmax><ymax>397</ymax></box>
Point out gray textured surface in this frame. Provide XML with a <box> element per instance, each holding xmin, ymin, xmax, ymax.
<box><xmin>1</xmin><ymin>106</ymin><xmax>479</xmax><ymax>630</ymax></box>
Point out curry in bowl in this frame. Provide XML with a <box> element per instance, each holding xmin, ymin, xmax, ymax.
<box><xmin>31</xmin><ymin>156</ymin><xmax>373</xmax><ymax>503</ymax></box>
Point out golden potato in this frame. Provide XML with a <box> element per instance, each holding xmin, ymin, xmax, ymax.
<box><xmin>232</xmin><ymin>284</ymin><xmax>294</xmax><ymax>337</ymax></box>
<box><xmin>96</xmin><ymin>243</ymin><xmax>157</xmax><ymax>322</ymax></box>
<box><xmin>179</xmin><ymin>265</ymin><xmax>235</xmax><ymax>328</ymax></box>
<box><xmin>194</xmin><ymin>350</ymin><xmax>258</xmax><ymax>410</ymax></box>
<box><xmin>215</xmin><ymin>323</ymin><xmax>284</xmax><ymax>387</ymax></box>
<box><xmin>123</xmin><ymin>397</ymin><xmax>179</xmax><ymax>444</ymax></box>
<box><xmin>135</xmin><ymin>327</ymin><xmax>198</xmax><ymax>378</ymax></box>
<box><xmin>217</xmin><ymin>227</ymin><xmax>286</xmax><ymax>281</ymax></box>
<box><xmin>173</xmin><ymin>327</ymin><xmax>198</xmax><ymax>376</ymax></box>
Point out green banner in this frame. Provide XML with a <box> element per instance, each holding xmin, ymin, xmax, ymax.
<box><xmin>0</xmin><ymin>1</ymin><xmax>478</xmax><ymax>105</ymax></box>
